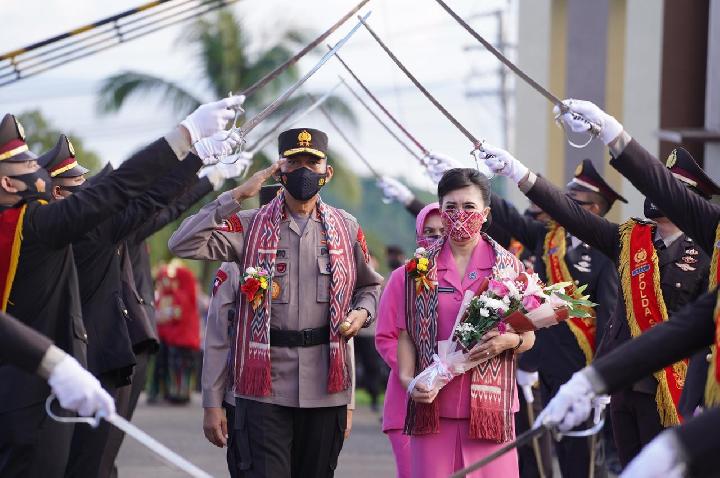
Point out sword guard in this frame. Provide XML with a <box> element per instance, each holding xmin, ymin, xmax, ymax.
<box><xmin>45</xmin><ymin>394</ymin><xmax>104</xmax><ymax>428</ymax></box>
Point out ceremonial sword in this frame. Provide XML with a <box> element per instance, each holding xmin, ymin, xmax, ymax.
<box><xmin>337</xmin><ymin>76</ymin><xmax>425</xmax><ymax>164</ymax></box>
<box><xmin>358</xmin><ymin>16</ymin><xmax>483</xmax><ymax>151</ymax></box>
<box><xmin>432</xmin><ymin>0</ymin><xmax>601</xmax><ymax>148</ymax></box>
<box><xmin>330</xmin><ymin>48</ymin><xmax>430</xmax><ymax>156</ymax></box>
<box><xmin>206</xmin><ymin>11</ymin><xmax>370</xmax><ymax>166</ymax></box>
<box><xmin>310</xmin><ymin>95</ymin><xmax>382</xmax><ymax>179</ymax></box>
<box><xmin>239</xmin><ymin>0</ymin><xmax>371</xmax><ymax>98</ymax></box>
<box><xmin>45</xmin><ymin>395</ymin><xmax>211</xmax><ymax>478</ymax></box>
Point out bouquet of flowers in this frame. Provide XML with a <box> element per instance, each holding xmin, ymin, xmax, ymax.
<box><xmin>408</xmin><ymin>267</ymin><xmax>595</xmax><ymax>396</ymax></box>
<box><xmin>405</xmin><ymin>247</ymin><xmax>434</xmax><ymax>294</ymax></box>
<box><xmin>240</xmin><ymin>267</ymin><xmax>270</xmax><ymax>310</ymax></box>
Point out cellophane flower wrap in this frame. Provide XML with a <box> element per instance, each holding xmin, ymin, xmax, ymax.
<box><xmin>409</xmin><ymin>267</ymin><xmax>596</xmax><ymax>396</ymax></box>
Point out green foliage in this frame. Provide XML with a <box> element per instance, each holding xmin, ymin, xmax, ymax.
<box><xmin>17</xmin><ymin>110</ymin><xmax>102</xmax><ymax>174</ymax></box>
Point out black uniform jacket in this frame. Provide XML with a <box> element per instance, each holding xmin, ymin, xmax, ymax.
<box><xmin>73</xmin><ymin>155</ymin><xmax>203</xmax><ymax>385</ymax></box>
<box><xmin>0</xmin><ymin>138</ymin><xmax>180</xmax><ymax>414</ymax></box>
<box><xmin>525</xmin><ymin>176</ymin><xmax>709</xmax><ymax>394</ymax></box>
<box><xmin>490</xmin><ymin>192</ymin><xmax>619</xmax><ymax>392</ymax></box>
<box><xmin>0</xmin><ymin>312</ymin><xmax>52</xmax><ymax>375</ymax></box>
<box><xmin>610</xmin><ymin>139</ymin><xmax>720</xmax><ymax>413</ymax></box>
<box><xmin>123</xmin><ymin>176</ymin><xmax>213</xmax><ymax>354</ymax></box>
<box><xmin>591</xmin><ymin>289</ymin><xmax>718</xmax><ymax>477</ymax></box>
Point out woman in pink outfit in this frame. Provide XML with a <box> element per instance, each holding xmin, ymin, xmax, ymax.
<box><xmin>391</xmin><ymin>169</ymin><xmax>535</xmax><ymax>478</ymax></box>
<box><xmin>376</xmin><ymin>202</ymin><xmax>444</xmax><ymax>478</ymax></box>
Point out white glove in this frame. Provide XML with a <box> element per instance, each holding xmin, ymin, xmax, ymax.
<box><xmin>48</xmin><ymin>355</ymin><xmax>116</xmax><ymax>417</ymax></box>
<box><xmin>535</xmin><ymin>370</ymin><xmax>595</xmax><ymax>432</ymax></box>
<box><xmin>199</xmin><ymin>152</ymin><xmax>253</xmax><ymax>190</ymax></box>
<box><xmin>553</xmin><ymin>99</ymin><xmax>623</xmax><ymax>146</ymax></box>
<box><xmin>620</xmin><ymin>430</ymin><xmax>686</xmax><ymax>478</ymax></box>
<box><xmin>425</xmin><ymin>151</ymin><xmax>464</xmax><ymax>184</ymax></box>
<box><xmin>181</xmin><ymin>95</ymin><xmax>245</xmax><ymax>143</ymax></box>
<box><xmin>377</xmin><ymin>176</ymin><xmax>414</xmax><ymax>205</ymax></box>
<box><xmin>478</xmin><ymin>142</ymin><xmax>529</xmax><ymax>183</ymax></box>
<box><xmin>516</xmin><ymin>369</ymin><xmax>538</xmax><ymax>404</ymax></box>
<box><xmin>194</xmin><ymin>131</ymin><xmax>244</xmax><ymax>165</ymax></box>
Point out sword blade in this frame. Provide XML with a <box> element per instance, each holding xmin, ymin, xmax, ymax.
<box><xmin>358</xmin><ymin>16</ymin><xmax>482</xmax><ymax>147</ymax></box>
<box><xmin>240</xmin><ymin>0</ymin><xmax>370</xmax><ymax>97</ymax></box>
<box><xmin>245</xmin><ymin>106</ymin><xmax>300</xmax><ymax>153</ymax></box>
<box><xmin>338</xmin><ymin>76</ymin><xmax>424</xmax><ymax>163</ymax></box>
<box><xmin>105</xmin><ymin>414</ymin><xmax>212</xmax><ymax>478</ymax></box>
<box><xmin>239</xmin><ymin>12</ymin><xmax>370</xmax><ymax>138</ymax></box>
<box><xmin>330</xmin><ymin>48</ymin><xmax>429</xmax><ymax>156</ymax></box>
<box><xmin>450</xmin><ymin>425</ymin><xmax>548</xmax><ymax>478</ymax></box>
<box><xmin>433</xmin><ymin>0</ymin><xmax>568</xmax><ymax>113</ymax></box>
<box><xmin>311</xmin><ymin>95</ymin><xmax>381</xmax><ymax>178</ymax></box>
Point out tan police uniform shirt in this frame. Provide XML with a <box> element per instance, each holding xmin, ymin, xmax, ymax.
<box><xmin>170</xmin><ymin>191</ymin><xmax>380</xmax><ymax>408</ymax></box>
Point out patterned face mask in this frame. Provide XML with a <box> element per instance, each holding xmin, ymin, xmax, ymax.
<box><xmin>441</xmin><ymin>209</ymin><xmax>485</xmax><ymax>241</ymax></box>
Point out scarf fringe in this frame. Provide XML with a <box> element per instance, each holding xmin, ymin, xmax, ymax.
<box><xmin>409</xmin><ymin>402</ymin><xmax>439</xmax><ymax>435</ymax></box>
<box><xmin>469</xmin><ymin>406</ymin><xmax>508</xmax><ymax>443</ymax></box>
<box><xmin>239</xmin><ymin>353</ymin><xmax>272</xmax><ymax>397</ymax></box>
<box><xmin>327</xmin><ymin>346</ymin><xmax>347</xmax><ymax>393</ymax></box>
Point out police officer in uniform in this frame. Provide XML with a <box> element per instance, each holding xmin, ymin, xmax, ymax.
<box><xmin>539</xmin><ymin>287</ymin><xmax>720</xmax><ymax>477</ymax></box>
<box><xmin>481</xmin><ymin>141</ymin><xmax>711</xmax><ymax>467</ymax></box>
<box><xmin>0</xmin><ymin>96</ymin><xmax>241</xmax><ymax>477</ymax></box>
<box><xmin>169</xmin><ymin>128</ymin><xmax>382</xmax><ymax>477</ymax></box>
<box><xmin>489</xmin><ymin>160</ymin><xmax>621</xmax><ymax>477</ymax></box>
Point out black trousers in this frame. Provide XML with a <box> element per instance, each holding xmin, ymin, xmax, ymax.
<box><xmin>610</xmin><ymin>389</ymin><xmax>663</xmax><ymax>467</ymax></box>
<box><xmin>98</xmin><ymin>351</ymin><xmax>151</xmax><ymax>478</ymax></box>
<box><xmin>224</xmin><ymin>401</ymin><xmax>243</xmax><ymax>478</ymax></box>
<box><xmin>234</xmin><ymin>398</ymin><xmax>347</xmax><ymax>478</ymax></box>
<box><xmin>0</xmin><ymin>402</ymin><xmax>75</xmax><ymax>478</ymax></box>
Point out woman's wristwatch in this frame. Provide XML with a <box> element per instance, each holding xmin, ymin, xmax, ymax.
<box><xmin>512</xmin><ymin>334</ymin><xmax>523</xmax><ymax>351</ymax></box>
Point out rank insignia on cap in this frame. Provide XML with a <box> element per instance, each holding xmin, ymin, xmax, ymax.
<box><xmin>298</xmin><ymin>130</ymin><xmax>312</xmax><ymax>147</ymax></box>
<box><xmin>67</xmin><ymin>138</ymin><xmax>75</xmax><ymax>156</ymax></box>
<box><xmin>16</xmin><ymin>120</ymin><xmax>25</xmax><ymax>141</ymax></box>
<box><xmin>37</xmin><ymin>134</ymin><xmax>89</xmax><ymax>178</ymax></box>
<box><xmin>665</xmin><ymin>148</ymin><xmax>720</xmax><ymax>198</ymax></box>
<box><xmin>0</xmin><ymin>114</ymin><xmax>34</xmax><ymax>162</ymax></box>
<box><xmin>575</xmin><ymin>162</ymin><xmax>583</xmax><ymax>176</ymax></box>
<box><xmin>666</xmin><ymin>150</ymin><xmax>677</xmax><ymax>168</ymax></box>
<box><xmin>568</xmin><ymin>158</ymin><xmax>628</xmax><ymax>206</ymax></box>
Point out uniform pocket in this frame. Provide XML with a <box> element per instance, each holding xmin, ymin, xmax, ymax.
<box><xmin>317</xmin><ymin>257</ymin><xmax>331</xmax><ymax>303</ymax></box>
<box><xmin>115</xmin><ymin>294</ymin><xmax>130</xmax><ymax>323</ymax></box>
<box><xmin>273</xmin><ymin>261</ymin><xmax>290</xmax><ymax>304</ymax></box>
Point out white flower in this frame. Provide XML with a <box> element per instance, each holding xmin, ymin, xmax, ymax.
<box><xmin>245</xmin><ymin>267</ymin><xmax>257</xmax><ymax>275</ymax></box>
<box><xmin>506</xmin><ymin>280</ymin><xmax>521</xmax><ymax>300</ymax></box>
<box><xmin>483</xmin><ymin>297</ymin><xmax>505</xmax><ymax>311</ymax></box>
<box><xmin>415</xmin><ymin>247</ymin><xmax>427</xmax><ymax>256</ymax></box>
<box><xmin>479</xmin><ymin>308</ymin><xmax>490</xmax><ymax>317</ymax></box>
<box><xmin>502</xmin><ymin>296</ymin><xmax>511</xmax><ymax>305</ymax></box>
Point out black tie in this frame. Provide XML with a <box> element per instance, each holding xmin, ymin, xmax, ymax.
<box><xmin>654</xmin><ymin>238</ymin><xmax>666</xmax><ymax>251</ymax></box>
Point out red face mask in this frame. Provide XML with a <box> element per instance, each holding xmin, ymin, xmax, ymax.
<box><xmin>441</xmin><ymin>209</ymin><xmax>485</xmax><ymax>241</ymax></box>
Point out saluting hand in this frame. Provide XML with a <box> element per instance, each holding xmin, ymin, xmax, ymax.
<box><xmin>232</xmin><ymin>160</ymin><xmax>283</xmax><ymax>202</ymax></box>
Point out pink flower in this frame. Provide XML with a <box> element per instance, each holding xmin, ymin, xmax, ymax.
<box><xmin>522</xmin><ymin>295</ymin><xmax>543</xmax><ymax>311</ymax></box>
<box><xmin>488</xmin><ymin>279</ymin><xmax>510</xmax><ymax>298</ymax></box>
<box><xmin>497</xmin><ymin>322</ymin><xmax>507</xmax><ymax>334</ymax></box>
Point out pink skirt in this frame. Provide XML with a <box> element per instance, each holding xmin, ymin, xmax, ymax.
<box><xmin>410</xmin><ymin>417</ymin><xmax>519</xmax><ymax>478</ymax></box>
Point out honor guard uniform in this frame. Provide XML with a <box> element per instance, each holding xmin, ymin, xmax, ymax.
<box><xmin>169</xmin><ymin>128</ymin><xmax>382</xmax><ymax>477</ymax></box>
<box><xmin>37</xmin><ymin>133</ymin><xmax>204</xmax><ymax>477</ymax></box>
<box><xmin>0</xmin><ymin>113</ymin><xmax>195</xmax><ymax>477</ymax></box>
<box><xmin>606</xmin><ymin>137</ymin><xmax>720</xmax><ymax>418</ymax></box>
<box><xmin>514</xmin><ymin>158</ymin><xmax>710</xmax><ymax>466</ymax></box>
<box><xmin>490</xmin><ymin>160</ymin><xmax>621</xmax><ymax>477</ymax></box>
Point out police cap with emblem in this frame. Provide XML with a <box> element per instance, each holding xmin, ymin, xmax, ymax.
<box><xmin>665</xmin><ymin>147</ymin><xmax>720</xmax><ymax>199</ymax></box>
<box><xmin>37</xmin><ymin>134</ymin><xmax>89</xmax><ymax>178</ymax></box>
<box><xmin>278</xmin><ymin>128</ymin><xmax>328</xmax><ymax>159</ymax></box>
<box><xmin>568</xmin><ymin>158</ymin><xmax>628</xmax><ymax>205</ymax></box>
<box><xmin>0</xmin><ymin>113</ymin><xmax>36</xmax><ymax>162</ymax></box>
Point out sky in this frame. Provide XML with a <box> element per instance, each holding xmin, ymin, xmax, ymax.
<box><xmin>1</xmin><ymin>0</ymin><xmax>515</xmax><ymax>192</ymax></box>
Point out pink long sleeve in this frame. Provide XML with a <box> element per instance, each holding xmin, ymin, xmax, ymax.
<box><xmin>375</xmin><ymin>267</ymin><xmax>406</xmax><ymax>370</ymax></box>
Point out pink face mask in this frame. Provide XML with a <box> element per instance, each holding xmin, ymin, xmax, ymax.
<box><xmin>441</xmin><ymin>209</ymin><xmax>485</xmax><ymax>241</ymax></box>
<box><xmin>416</xmin><ymin>235</ymin><xmax>442</xmax><ymax>249</ymax></box>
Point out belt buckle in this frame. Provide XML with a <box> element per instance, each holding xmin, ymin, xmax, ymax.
<box><xmin>301</xmin><ymin>328</ymin><xmax>314</xmax><ymax>347</ymax></box>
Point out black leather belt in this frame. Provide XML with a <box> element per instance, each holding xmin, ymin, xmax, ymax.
<box><xmin>270</xmin><ymin>326</ymin><xmax>330</xmax><ymax>348</ymax></box>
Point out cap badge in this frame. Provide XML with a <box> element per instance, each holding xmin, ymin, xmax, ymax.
<box><xmin>297</xmin><ymin>130</ymin><xmax>312</xmax><ymax>147</ymax></box>
<box><xmin>666</xmin><ymin>150</ymin><xmax>677</xmax><ymax>169</ymax></box>
<box><xmin>16</xmin><ymin>118</ymin><xmax>25</xmax><ymax>141</ymax></box>
<box><xmin>633</xmin><ymin>248</ymin><xmax>647</xmax><ymax>264</ymax></box>
<box><xmin>574</xmin><ymin>162</ymin><xmax>583</xmax><ymax>177</ymax></box>
<box><xmin>67</xmin><ymin>138</ymin><xmax>76</xmax><ymax>156</ymax></box>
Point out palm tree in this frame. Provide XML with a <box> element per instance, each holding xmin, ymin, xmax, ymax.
<box><xmin>97</xmin><ymin>8</ymin><xmax>362</xmax><ymax>282</ymax></box>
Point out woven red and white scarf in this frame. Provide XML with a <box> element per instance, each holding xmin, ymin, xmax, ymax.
<box><xmin>233</xmin><ymin>191</ymin><xmax>356</xmax><ymax>397</ymax></box>
<box><xmin>404</xmin><ymin>234</ymin><xmax>521</xmax><ymax>443</ymax></box>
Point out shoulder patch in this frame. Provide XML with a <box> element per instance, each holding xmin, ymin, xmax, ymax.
<box><xmin>218</xmin><ymin>215</ymin><xmax>243</xmax><ymax>233</ymax></box>
<box><xmin>212</xmin><ymin>269</ymin><xmax>228</xmax><ymax>296</ymax></box>
<box><xmin>357</xmin><ymin>226</ymin><xmax>370</xmax><ymax>263</ymax></box>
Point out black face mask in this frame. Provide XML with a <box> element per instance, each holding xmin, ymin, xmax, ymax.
<box><xmin>10</xmin><ymin>169</ymin><xmax>52</xmax><ymax>203</ymax></box>
<box><xmin>643</xmin><ymin>198</ymin><xmax>664</xmax><ymax>219</ymax></box>
<box><xmin>280</xmin><ymin>166</ymin><xmax>327</xmax><ymax>201</ymax></box>
<box><xmin>60</xmin><ymin>181</ymin><xmax>88</xmax><ymax>194</ymax></box>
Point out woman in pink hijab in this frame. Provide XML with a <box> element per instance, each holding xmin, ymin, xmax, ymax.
<box><xmin>375</xmin><ymin>202</ymin><xmax>443</xmax><ymax>477</ymax></box>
